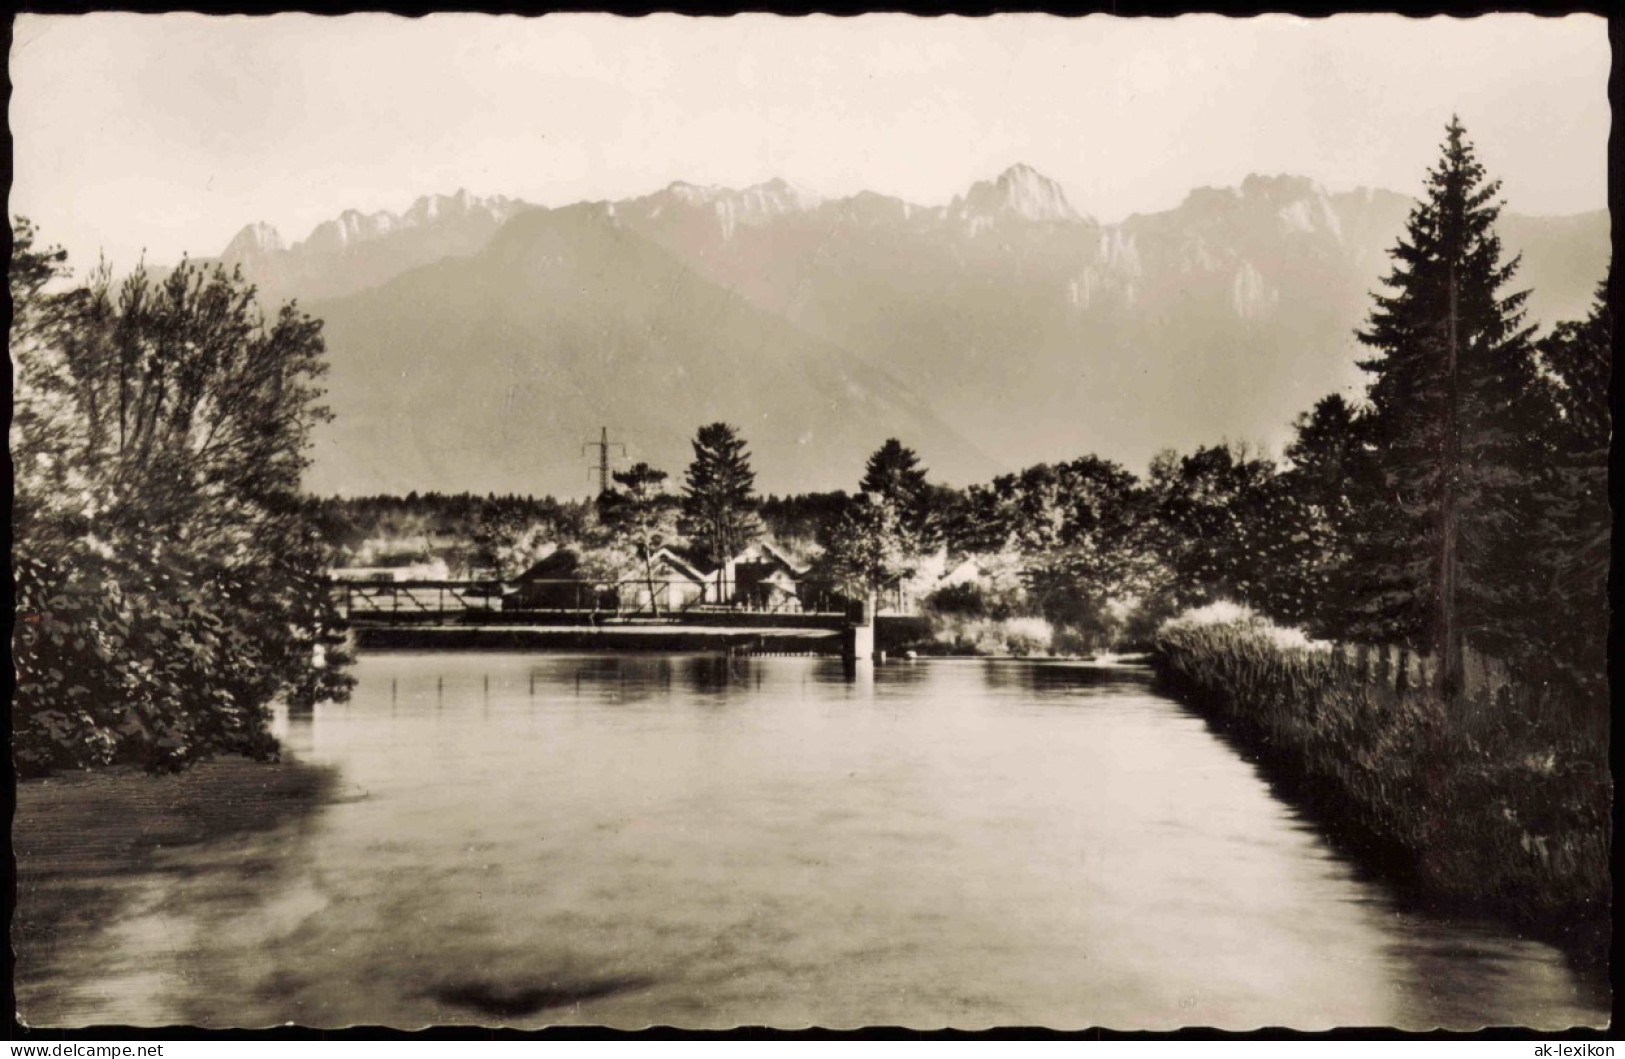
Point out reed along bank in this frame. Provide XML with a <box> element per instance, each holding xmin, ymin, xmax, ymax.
<box><xmin>1150</xmin><ymin>613</ymin><xmax>1609</xmax><ymax>969</ymax></box>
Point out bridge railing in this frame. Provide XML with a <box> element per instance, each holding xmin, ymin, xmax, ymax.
<box><xmin>334</xmin><ymin>577</ymin><xmax>903</xmax><ymax>623</ymax></box>
<box><xmin>337</xmin><ymin>580</ymin><xmax>506</xmax><ymax>621</ymax></box>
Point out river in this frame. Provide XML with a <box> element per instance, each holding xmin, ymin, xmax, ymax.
<box><xmin>19</xmin><ymin>652</ymin><xmax>1608</xmax><ymax>1029</ymax></box>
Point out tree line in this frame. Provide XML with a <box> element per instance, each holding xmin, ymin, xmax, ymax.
<box><xmin>313</xmin><ymin>426</ymin><xmax>951</xmax><ymax>614</ymax></box>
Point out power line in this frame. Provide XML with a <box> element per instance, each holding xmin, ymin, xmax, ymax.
<box><xmin>581</xmin><ymin>426</ymin><xmax>627</xmax><ymax>496</ymax></box>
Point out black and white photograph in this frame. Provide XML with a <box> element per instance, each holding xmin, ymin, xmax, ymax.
<box><xmin>8</xmin><ymin>11</ymin><xmax>1613</xmax><ymax>1032</ymax></box>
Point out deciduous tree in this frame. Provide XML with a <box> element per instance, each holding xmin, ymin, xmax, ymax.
<box><xmin>599</xmin><ymin>462</ymin><xmax>681</xmax><ymax>613</ymax></box>
<box><xmin>994</xmin><ymin>458</ymin><xmax>1155</xmax><ymax>644</ymax></box>
<box><xmin>11</xmin><ymin>222</ymin><xmax>353</xmax><ymax>774</ymax></box>
<box><xmin>1146</xmin><ymin>443</ymin><xmax>1283</xmax><ymax>615</ymax></box>
<box><xmin>816</xmin><ymin>493</ymin><xmax>917</xmax><ymax>617</ymax></box>
<box><xmin>1276</xmin><ymin>395</ymin><xmax>1383</xmax><ymax>640</ymax></box>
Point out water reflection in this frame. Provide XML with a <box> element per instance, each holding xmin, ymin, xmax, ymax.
<box><xmin>981</xmin><ymin>657</ymin><xmax>1152</xmax><ymax>698</ymax></box>
<box><xmin>19</xmin><ymin>652</ymin><xmax>1608</xmax><ymax>1030</ymax></box>
<box><xmin>679</xmin><ymin>654</ymin><xmax>754</xmax><ymax>699</ymax></box>
<box><xmin>17</xmin><ymin>787</ymin><xmax>330</xmax><ymax>1028</ymax></box>
<box><xmin>565</xmin><ymin>655</ymin><xmax>678</xmax><ymax>704</ymax></box>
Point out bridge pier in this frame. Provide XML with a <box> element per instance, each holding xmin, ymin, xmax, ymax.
<box><xmin>841</xmin><ymin>596</ymin><xmax>876</xmax><ymax>664</ymax></box>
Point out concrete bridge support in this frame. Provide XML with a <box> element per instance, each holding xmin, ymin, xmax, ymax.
<box><xmin>842</xmin><ymin>596</ymin><xmax>876</xmax><ymax>663</ymax></box>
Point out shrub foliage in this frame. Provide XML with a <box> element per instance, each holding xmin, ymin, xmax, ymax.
<box><xmin>11</xmin><ymin>219</ymin><xmax>353</xmax><ymax>775</ymax></box>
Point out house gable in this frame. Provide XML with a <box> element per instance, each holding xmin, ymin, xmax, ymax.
<box><xmin>648</xmin><ymin>547</ymin><xmax>708</xmax><ymax>585</ymax></box>
<box><xmin>730</xmin><ymin>540</ymin><xmax>806</xmax><ymax>577</ymax></box>
<box><xmin>516</xmin><ymin>548</ymin><xmax>582</xmax><ymax>582</ymax></box>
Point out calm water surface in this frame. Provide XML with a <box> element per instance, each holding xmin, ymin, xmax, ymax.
<box><xmin>24</xmin><ymin>652</ymin><xmax>1608</xmax><ymax>1029</ymax></box>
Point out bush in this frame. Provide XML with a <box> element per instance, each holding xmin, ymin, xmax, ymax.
<box><xmin>924</xmin><ymin>580</ymin><xmax>989</xmax><ymax>619</ymax></box>
<box><xmin>11</xmin><ymin>222</ymin><xmax>353</xmax><ymax>775</ymax></box>
<box><xmin>928</xmin><ymin>614</ymin><xmax>1055</xmax><ymax>656</ymax></box>
<box><xmin>998</xmin><ymin>617</ymin><xmax>1053</xmax><ymax>656</ymax></box>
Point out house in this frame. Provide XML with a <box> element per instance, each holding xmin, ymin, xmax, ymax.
<box><xmin>505</xmin><ymin>540</ymin><xmax>818</xmax><ymax>614</ymax></box>
<box><xmin>668</xmin><ymin>540</ymin><xmax>810</xmax><ymax>612</ymax></box>
<box><xmin>620</xmin><ymin>548</ymin><xmax>709</xmax><ymax>613</ymax></box>
<box><xmin>507</xmin><ymin>550</ymin><xmax>615</xmax><ymax>611</ymax></box>
<box><xmin>938</xmin><ymin>556</ymin><xmax>984</xmax><ymax>590</ymax></box>
<box><xmin>506</xmin><ymin>547</ymin><xmax>712</xmax><ymax>614</ymax></box>
<box><xmin>728</xmin><ymin>541</ymin><xmax>807</xmax><ymax>612</ymax></box>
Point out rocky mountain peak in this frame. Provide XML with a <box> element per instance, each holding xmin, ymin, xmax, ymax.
<box><xmin>1240</xmin><ymin>174</ymin><xmax>1341</xmax><ymax>237</ymax></box>
<box><xmin>304</xmin><ymin>207</ymin><xmax>399</xmax><ymax>255</ymax></box>
<box><xmin>405</xmin><ymin>189</ymin><xmax>470</xmax><ymax>226</ymax></box>
<box><xmin>712</xmin><ymin>178</ymin><xmax>825</xmax><ymax>221</ymax></box>
<box><xmin>221</xmin><ymin>221</ymin><xmax>285</xmax><ymax>262</ymax></box>
<box><xmin>249</xmin><ymin>190</ymin><xmax>527</xmax><ymax>258</ymax></box>
<box><xmin>954</xmin><ymin>163</ymin><xmax>1090</xmax><ymax>225</ymax></box>
<box><xmin>1170</xmin><ymin>174</ymin><xmax>1343</xmax><ymax>240</ymax></box>
<box><xmin>1239</xmin><ymin>173</ymin><xmax>1325</xmax><ymax>201</ymax></box>
<box><xmin>646</xmin><ymin>178</ymin><xmax>824</xmax><ymax>238</ymax></box>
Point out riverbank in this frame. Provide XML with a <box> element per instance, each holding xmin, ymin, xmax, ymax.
<box><xmin>13</xmin><ymin>753</ymin><xmax>339</xmax><ymax>1022</ymax></box>
<box><xmin>1150</xmin><ymin>615</ymin><xmax>1610</xmax><ymax>971</ymax></box>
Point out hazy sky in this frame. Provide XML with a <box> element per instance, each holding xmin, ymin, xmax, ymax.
<box><xmin>10</xmin><ymin>12</ymin><xmax>1610</xmax><ymax>268</ymax></box>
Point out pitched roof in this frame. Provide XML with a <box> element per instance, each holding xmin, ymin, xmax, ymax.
<box><xmin>515</xmin><ymin>549</ymin><xmax>583</xmax><ymax>581</ymax></box>
<box><xmin>732</xmin><ymin>539</ymin><xmax>806</xmax><ymax>575</ymax></box>
<box><xmin>649</xmin><ymin>547</ymin><xmax>708</xmax><ymax>583</ymax></box>
<box><xmin>665</xmin><ymin>543</ymin><xmax>721</xmax><ymax>576</ymax></box>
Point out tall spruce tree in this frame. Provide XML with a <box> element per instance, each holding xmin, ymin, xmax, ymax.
<box><xmin>1355</xmin><ymin>117</ymin><xmax>1544</xmax><ymax>701</ymax></box>
<box><xmin>860</xmin><ymin>439</ymin><xmax>929</xmax><ymax>507</ymax></box>
<box><xmin>858</xmin><ymin>438</ymin><xmax>938</xmax><ymax>548</ymax></box>
<box><xmin>681</xmin><ymin>422</ymin><xmax>761</xmax><ymax>576</ymax></box>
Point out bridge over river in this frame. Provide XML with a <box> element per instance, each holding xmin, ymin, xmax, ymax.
<box><xmin>336</xmin><ymin>579</ymin><xmax>926</xmax><ymax>658</ymax></box>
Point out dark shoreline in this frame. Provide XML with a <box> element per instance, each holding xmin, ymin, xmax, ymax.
<box><xmin>13</xmin><ymin>754</ymin><xmax>339</xmax><ymax>867</ymax></box>
<box><xmin>1148</xmin><ymin>627</ymin><xmax>1610</xmax><ymax>979</ymax></box>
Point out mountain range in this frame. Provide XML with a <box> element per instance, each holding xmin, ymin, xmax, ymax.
<box><xmin>208</xmin><ymin>167</ymin><xmax>1609</xmax><ymax>498</ymax></box>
